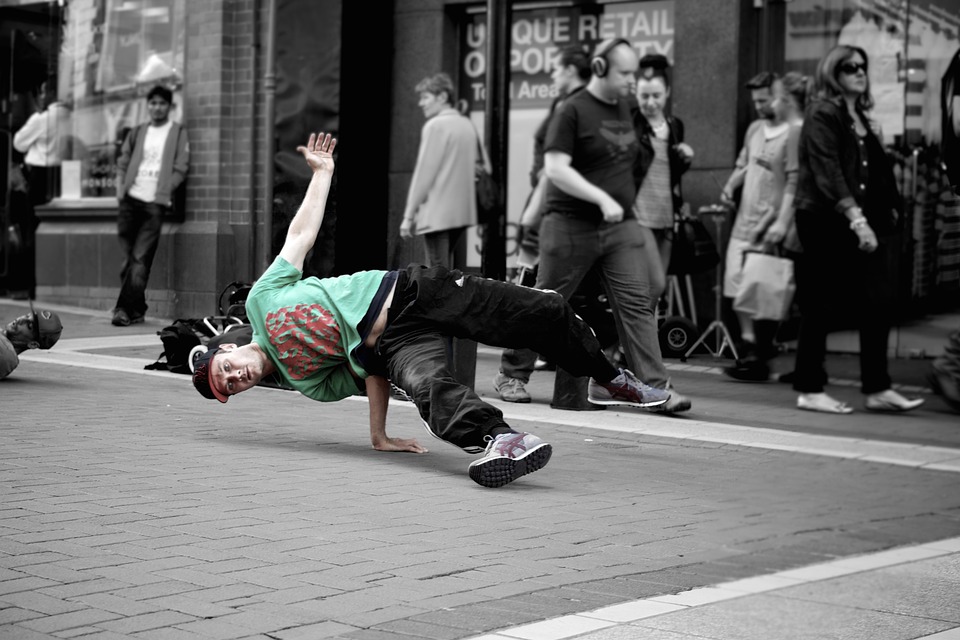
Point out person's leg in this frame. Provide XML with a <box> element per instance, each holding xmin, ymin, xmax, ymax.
<box><xmin>499</xmin><ymin>214</ymin><xmax>596</xmax><ymax>383</ymax></box>
<box><xmin>127</xmin><ymin>202</ymin><xmax>165</xmax><ymax>318</ymax></box>
<box><xmin>637</xmin><ymin>225</ymin><xmax>666</xmax><ymax>314</ymax></box>
<box><xmin>382</xmin><ymin>322</ymin><xmax>553</xmax><ymax>488</ymax></box>
<box><xmin>423</xmin><ymin>231</ymin><xmax>452</xmax><ymax>268</ymax></box>
<box><xmin>385</xmin><ymin>331</ymin><xmax>508</xmax><ymax>451</ymax></box>
<box><xmin>596</xmin><ymin>221</ymin><xmax>670</xmax><ymax>389</ymax></box>
<box><xmin>858</xmin><ymin>245</ymin><xmax>893</xmax><ymax>395</ymax></box>
<box><xmin>385</xmin><ymin>264</ymin><xmax>668</xmax><ymax>410</ymax></box>
<box><xmin>114</xmin><ymin>196</ymin><xmax>142</xmax><ymax>317</ymax></box>
<box><xmin>724</xmin><ymin>236</ymin><xmax>754</xmax><ymax>345</ymax></box>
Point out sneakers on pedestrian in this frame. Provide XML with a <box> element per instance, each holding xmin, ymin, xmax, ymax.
<box><xmin>588</xmin><ymin>368</ymin><xmax>670</xmax><ymax>408</ymax></box>
<box><xmin>723</xmin><ymin>359</ymin><xmax>771</xmax><ymax>382</ymax></box>
<box><xmin>494</xmin><ymin>372</ymin><xmax>531</xmax><ymax>403</ymax></box>
<box><xmin>647</xmin><ymin>390</ymin><xmax>693</xmax><ymax>414</ymax></box>
<box><xmin>468</xmin><ymin>432</ymin><xmax>552</xmax><ymax>488</ymax></box>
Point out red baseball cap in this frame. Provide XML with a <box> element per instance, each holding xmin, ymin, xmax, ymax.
<box><xmin>192</xmin><ymin>347</ymin><xmax>229</xmax><ymax>403</ymax></box>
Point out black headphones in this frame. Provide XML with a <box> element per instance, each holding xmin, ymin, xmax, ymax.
<box><xmin>591</xmin><ymin>38</ymin><xmax>632</xmax><ymax>78</ymax></box>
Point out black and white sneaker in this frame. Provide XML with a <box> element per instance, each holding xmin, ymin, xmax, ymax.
<box><xmin>468</xmin><ymin>432</ymin><xmax>552</xmax><ymax>488</ymax></box>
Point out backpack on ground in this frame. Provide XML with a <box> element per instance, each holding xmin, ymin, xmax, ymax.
<box><xmin>144</xmin><ymin>318</ymin><xmax>217</xmax><ymax>374</ymax></box>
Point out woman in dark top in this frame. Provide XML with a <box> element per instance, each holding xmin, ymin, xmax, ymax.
<box><xmin>792</xmin><ymin>44</ymin><xmax>923</xmax><ymax>414</ymax></box>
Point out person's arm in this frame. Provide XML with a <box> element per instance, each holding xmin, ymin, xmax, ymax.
<box><xmin>365</xmin><ymin>375</ymin><xmax>428</xmax><ymax>453</ymax></box>
<box><xmin>721</xmin><ymin>123</ymin><xmax>756</xmax><ymax>205</ymax></box>
<box><xmin>520</xmin><ymin>172</ymin><xmax>548</xmax><ymax>228</ymax></box>
<box><xmin>544</xmin><ymin>150</ymin><xmax>623</xmax><ymax>222</ymax></box>
<box><xmin>400</xmin><ymin>121</ymin><xmax>444</xmax><ymax>238</ymax></box>
<box><xmin>278</xmin><ymin>132</ymin><xmax>337</xmax><ymax>272</ymax></box>
<box><xmin>12</xmin><ymin>112</ymin><xmax>42</xmax><ymax>154</ymax></box>
<box><xmin>168</xmin><ymin>125</ymin><xmax>190</xmax><ymax>191</ymax></box>
<box><xmin>952</xmin><ymin>95</ymin><xmax>960</xmax><ymax>138</ymax></box>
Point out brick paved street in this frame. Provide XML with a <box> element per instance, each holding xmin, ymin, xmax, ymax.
<box><xmin>2</xmin><ymin>300</ymin><xmax>959</xmax><ymax>639</ymax></box>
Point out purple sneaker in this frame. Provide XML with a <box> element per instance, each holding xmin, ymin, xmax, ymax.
<box><xmin>468</xmin><ymin>432</ymin><xmax>552</xmax><ymax>488</ymax></box>
<box><xmin>588</xmin><ymin>368</ymin><xmax>670</xmax><ymax>408</ymax></box>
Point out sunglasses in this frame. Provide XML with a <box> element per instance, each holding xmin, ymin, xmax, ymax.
<box><xmin>838</xmin><ymin>61</ymin><xmax>867</xmax><ymax>75</ymax></box>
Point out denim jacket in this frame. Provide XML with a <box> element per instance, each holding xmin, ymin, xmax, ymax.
<box><xmin>795</xmin><ymin>98</ymin><xmax>902</xmax><ymax>221</ymax></box>
<box><xmin>632</xmin><ymin>111</ymin><xmax>690</xmax><ymax>214</ymax></box>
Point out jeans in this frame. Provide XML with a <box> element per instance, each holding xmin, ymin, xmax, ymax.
<box><xmin>501</xmin><ymin>213</ymin><xmax>669</xmax><ymax>389</ymax></box>
<box><xmin>115</xmin><ymin>195</ymin><xmax>165</xmax><ymax>317</ymax></box>
<box><xmin>378</xmin><ymin>264</ymin><xmax>619</xmax><ymax>451</ymax></box>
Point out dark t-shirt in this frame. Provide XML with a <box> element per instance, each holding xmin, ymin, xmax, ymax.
<box><xmin>543</xmin><ymin>89</ymin><xmax>640</xmax><ymax>223</ymax></box>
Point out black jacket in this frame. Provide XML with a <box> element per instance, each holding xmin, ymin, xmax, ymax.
<box><xmin>795</xmin><ymin>97</ymin><xmax>902</xmax><ymax>224</ymax></box>
<box><xmin>632</xmin><ymin>110</ymin><xmax>691</xmax><ymax>214</ymax></box>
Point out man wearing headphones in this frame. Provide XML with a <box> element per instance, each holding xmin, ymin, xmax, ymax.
<box><xmin>496</xmin><ymin>38</ymin><xmax>691</xmax><ymax>413</ymax></box>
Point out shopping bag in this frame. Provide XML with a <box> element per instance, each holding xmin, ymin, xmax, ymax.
<box><xmin>733</xmin><ymin>251</ymin><xmax>796</xmax><ymax>321</ymax></box>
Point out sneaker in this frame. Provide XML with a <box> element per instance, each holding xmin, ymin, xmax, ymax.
<box><xmin>588</xmin><ymin>368</ymin><xmax>670</xmax><ymax>408</ymax></box>
<box><xmin>647</xmin><ymin>391</ymin><xmax>693</xmax><ymax>414</ymax></box>
<box><xmin>723</xmin><ymin>359</ymin><xmax>770</xmax><ymax>382</ymax></box>
<box><xmin>111</xmin><ymin>308</ymin><xmax>131</xmax><ymax>327</ymax></box>
<box><xmin>128</xmin><ymin>313</ymin><xmax>145</xmax><ymax>325</ymax></box>
<box><xmin>494</xmin><ymin>372</ymin><xmax>531</xmax><ymax>403</ymax></box>
<box><xmin>468</xmin><ymin>432</ymin><xmax>552</xmax><ymax>488</ymax></box>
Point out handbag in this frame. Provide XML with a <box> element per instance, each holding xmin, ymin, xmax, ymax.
<box><xmin>668</xmin><ymin>214</ymin><xmax>720</xmax><ymax>275</ymax></box>
<box><xmin>732</xmin><ymin>250</ymin><xmax>796</xmax><ymax>321</ymax></box>
<box><xmin>468</xmin><ymin>118</ymin><xmax>500</xmax><ymax>224</ymax></box>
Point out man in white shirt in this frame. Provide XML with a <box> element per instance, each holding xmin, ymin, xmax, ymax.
<box><xmin>112</xmin><ymin>85</ymin><xmax>190</xmax><ymax>326</ymax></box>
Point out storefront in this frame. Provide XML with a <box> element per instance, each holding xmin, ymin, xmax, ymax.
<box><xmin>1</xmin><ymin>0</ymin><xmax>957</xmax><ymax>335</ymax></box>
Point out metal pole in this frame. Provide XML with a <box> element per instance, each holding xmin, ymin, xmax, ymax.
<box><xmin>248</xmin><ymin>0</ymin><xmax>260</xmax><ymax>282</ymax></box>
<box><xmin>481</xmin><ymin>0</ymin><xmax>509</xmax><ymax>281</ymax></box>
<box><xmin>261</xmin><ymin>0</ymin><xmax>278</xmax><ymax>275</ymax></box>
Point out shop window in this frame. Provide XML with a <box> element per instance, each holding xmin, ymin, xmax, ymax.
<box><xmin>55</xmin><ymin>0</ymin><xmax>186</xmax><ymax>202</ymax></box>
<box><xmin>457</xmin><ymin>1</ymin><xmax>675</xmax><ymax>268</ymax></box>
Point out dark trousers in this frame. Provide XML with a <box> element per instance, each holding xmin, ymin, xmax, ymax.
<box><xmin>793</xmin><ymin>212</ymin><xmax>893</xmax><ymax>394</ymax></box>
<box><xmin>115</xmin><ymin>195</ymin><xmax>165</xmax><ymax>317</ymax></box>
<box><xmin>378</xmin><ymin>265</ymin><xmax>619</xmax><ymax>452</ymax></box>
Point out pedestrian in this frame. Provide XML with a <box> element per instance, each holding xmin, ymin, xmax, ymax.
<box><xmin>0</xmin><ymin>307</ymin><xmax>63</xmax><ymax>380</ymax></box>
<box><xmin>721</xmin><ymin>71</ymin><xmax>809</xmax><ymax>382</ymax></box>
<box><xmin>495</xmin><ymin>38</ymin><xmax>690</xmax><ymax>413</ymax></box>
<box><xmin>400</xmin><ymin>72</ymin><xmax>477</xmax><ymax>268</ymax></box>
<box><xmin>10</xmin><ymin>80</ymin><xmax>70</xmax><ymax>300</ymax></box>
<box><xmin>112</xmin><ymin>84</ymin><xmax>190</xmax><ymax>327</ymax></box>
<box><xmin>791</xmin><ymin>44</ymin><xmax>923</xmax><ymax>414</ymax></box>
<box><xmin>191</xmin><ymin>132</ymin><xmax>667</xmax><ymax>488</ymax></box>
<box><xmin>516</xmin><ymin>45</ymin><xmax>591</xmax><ymax>283</ymax></box>
<box><xmin>631</xmin><ymin>53</ymin><xmax>694</xmax><ymax>321</ymax></box>
<box><xmin>721</xmin><ymin>72</ymin><xmax>778</xmax><ymax>214</ymax></box>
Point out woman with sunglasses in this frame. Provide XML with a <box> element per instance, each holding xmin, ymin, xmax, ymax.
<box><xmin>791</xmin><ymin>44</ymin><xmax>923</xmax><ymax>414</ymax></box>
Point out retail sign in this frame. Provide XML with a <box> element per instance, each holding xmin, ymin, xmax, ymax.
<box><xmin>462</xmin><ymin>1</ymin><xmax>675</xmax><ymax>110</ymax></box>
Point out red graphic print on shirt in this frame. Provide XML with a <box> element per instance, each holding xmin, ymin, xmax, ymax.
<box><xmin>265</xmin><ymin>304</ymin><xmax>343</xmax><ymax>380</ymax></box>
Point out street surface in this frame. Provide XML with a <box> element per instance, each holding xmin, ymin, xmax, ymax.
<box><xmin>2</xmin><ymin>299</ymin><xmax>959</xmax><ymax>639</ymax></box>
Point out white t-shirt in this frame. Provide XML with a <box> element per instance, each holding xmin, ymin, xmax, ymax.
<box><xmin>128</xmin><ymin>120</ymin><xmax>173</xmax><ymax>203</ymax></box>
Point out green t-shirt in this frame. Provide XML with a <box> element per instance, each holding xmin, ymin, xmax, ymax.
<box><xmin>246</xmin><ymin>256</ymin><xmax>388</xmax><ymax>402</ymax></box>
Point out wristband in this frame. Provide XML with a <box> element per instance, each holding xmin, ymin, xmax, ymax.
<box><xmin>849</xmin><ymin>217</ymin><xmax>867</xmax><ymax>231</ymax></box>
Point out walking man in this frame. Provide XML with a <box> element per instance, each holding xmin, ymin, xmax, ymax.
<box><xmin>191</xmin><ymin>132</ymin><xmax>668</xmax><ymax>488</ymax></box>
<box><xmin>495</xmin><ymin>38</ymin><xmax>691</xmax><ymax>413</ymax></box>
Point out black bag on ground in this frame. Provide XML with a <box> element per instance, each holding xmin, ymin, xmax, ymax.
<box><xmin>145</xmin><ymin>318</ymin><xmax>216</xmax><ymax>374</ymax></box>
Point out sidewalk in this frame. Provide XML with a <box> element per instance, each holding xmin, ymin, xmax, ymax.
<box><xmin>3</xmin><ymin>296</ymin><xmax>960</xmax><ymax>640</ymax></box>
<box><xmin>467</xmin><ymin>537</ymin><xmax>960</xmax><ymax>640</ymax></box>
